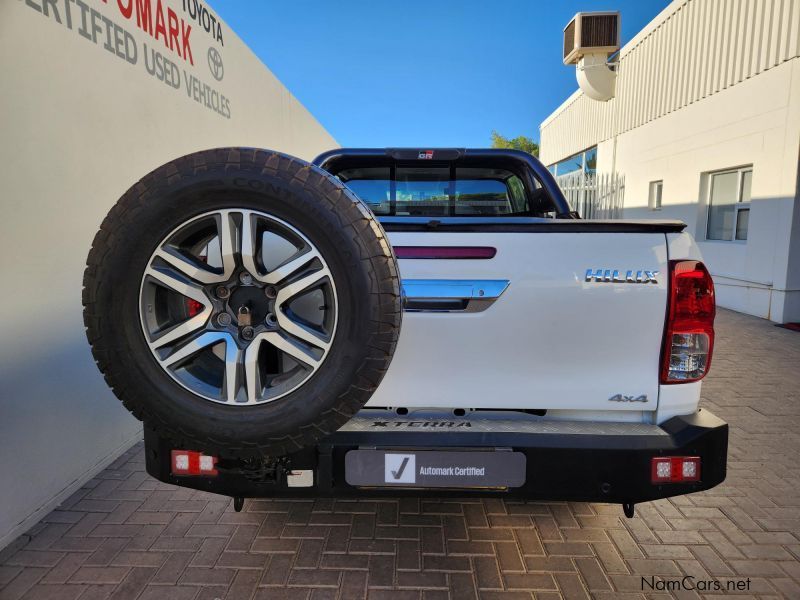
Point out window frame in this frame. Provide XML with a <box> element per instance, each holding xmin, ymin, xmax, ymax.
<box><xmin>705</xmin><ymin>166</ymin><xmax>752</xmax><ymax>243</ymax></box>
<box><xmin>549</xmin><ymin>146</ymin><xmax>598</xmax><ymax>177</ymax></box>
<box><xmin>648</xmin><ymin>180</ymin><xmax>663</xmax><ymax>211</ymax></box>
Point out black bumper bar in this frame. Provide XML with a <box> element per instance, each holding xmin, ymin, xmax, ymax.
<box><xmin>144</xmin><ymin>409</ymin><xmax>727</xmax><ymax>505</ymax></box>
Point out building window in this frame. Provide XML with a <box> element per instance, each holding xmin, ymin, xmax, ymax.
<box><xmin>706</xmin><ymin>167</ymin><xmax>751</xmax><ymax>241</ymax></box>
<box><xmin>648</xmin><ymin>180</ymin><xmax>663</xmax><ymax>210</ymax></box>
<box><xmin>549</xmin><ymin>146</ymin><xmax>597</xmax><ymax>176</ymax></box>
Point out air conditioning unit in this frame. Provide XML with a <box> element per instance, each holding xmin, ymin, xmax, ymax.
<box><xmin>563</xmin><ymin>12</ymin><xmax>620</xmax><ymax>65</ymax></box>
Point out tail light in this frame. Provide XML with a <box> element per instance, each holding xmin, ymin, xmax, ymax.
<box><xmin>171</xmin><ymin>450</ymin><xmax>218</xmax><ymax>476</ymax></box>
<box><xmin>661</xmin><ymin>260</ymin><xmax>715</xmax><ymax>383</ymax></box>
<box><xmin>651</xmin><ymin>456</ymin><xmax>701</xmax><ymax>483</ymax></box>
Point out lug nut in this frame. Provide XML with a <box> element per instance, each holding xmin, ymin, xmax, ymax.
<box><xmin>239</xmin><ymin>272</ymin><xmax>253</xmax><ymax>285</ymax></box>
<box><xmin>264</xmin><ymin>285</ymin><xmax>278</xmax><ymax>299</ymax></box>
<box><xmin>265</xmin><ymin>313</ymin><xmax>277</xmax><ymax>328</ymax></box>
<box><xmin>241</xmin><ymin>326</ymin><xmax>255</xmax><ymax>340</ymax></box>
<box><xmin>215</xmin><ymin>285</ymin><xmax>230</xmax><ymax>299</ymax></box>
<box><xmin>216</xmin><ymin>313</ymin><xmax>232</xmax><ymax>326</ymax></box>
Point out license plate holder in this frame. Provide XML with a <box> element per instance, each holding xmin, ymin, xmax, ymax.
<box><xmin>345</xmin><ymin>449</ymin><xmax>526</xmax><ymax>488</ymax></box>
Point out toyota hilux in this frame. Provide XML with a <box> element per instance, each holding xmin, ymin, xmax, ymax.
<box><xmin>82</xmin><ymin>147</ymin><xmax>727</xmax><ymax>517</ymax></box>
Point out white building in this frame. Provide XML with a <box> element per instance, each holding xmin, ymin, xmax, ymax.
<box><xmin>0</xmin><ymin>0</ymin><xmax>335</xmax><ymax>549</ymax></box>
<box><xmin>540</xmin><ymin>0</ymin><xmax>800</xmax><ymax>323</ymax></box>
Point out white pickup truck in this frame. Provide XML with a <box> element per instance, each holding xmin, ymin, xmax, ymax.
<box><xmin>83</xmin><ymin>147</ymin><xmax>727</xmax><ymax>517</ymax></box>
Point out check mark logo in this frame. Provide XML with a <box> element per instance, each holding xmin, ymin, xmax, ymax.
<box><xmin>391</xmin><ymin>457</ymin><xmax>410</xmax><ymax>480</ymax></box>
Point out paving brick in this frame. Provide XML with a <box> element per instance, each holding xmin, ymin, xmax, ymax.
<box><xmin>421</xmin><ymin>555</ymin><xmax>471</xmax><ymax>573</ymax></box>
<box><xmin>591</xmin><ymin>541</ymin><xmax>628</xmax><ymax>574</ymax></box>
<box><xmin>5</xmin><ymin>551</ymin><xmax>65</xmax><ymax>569</ymax></box>
<box><xmin>68</xmin><ymin>566</ymin><xmax>129</xmax><ymax>585</ymax></box>
<box><xmin>523</xmin><ymin>556</ymin><xmax>576</xmax><ymax>573</ymax></box>
<box><xmin>447</xmin><ymin>572</ymin><xmax>478</xmax><ymax>599</ymax></box>
<box><xmin>574</xmin><ymin>557</ymin><xmax>612</xmax><ymax>591</ymax></box>
<box><xmin>467</xmin><ymin>528</ymin><xmax>514</xmax><ymax>542</ymax></box>
<box><xmin>503</xmin><ymin>573</ymin><xmax>557</xmax><ymax>591</ymax></box>
<box><xmin>420</xmin><ymin>528</ymin><xmax>444</xmax><ymax>555</ymax></box>
<box><xmin>349</xmin><ymin>539</ymin><xmax>395</xmax><ymax>555</ymax></box>
<box><xmin>109</xmin><ymin>551</ymin><xmax>166</xmax><ymax>568</ymax></box>
<box><xmin>0</xmin><ymin>565</ymin><xmax>23</xmax><ymax>587</ymax></box>
<box><xmin>251</xmin><ymin>537</ymin><xmax>299</xmax><ymax>553</ymax></box>
<box><xmin>473</xmin><ymin>556</ymin><xmax>502</xmax><ymax>590</ymax></box>
<box><xmin>160</xmin><ymin>513</ymin><xmax>197</xmax><ymax>538</ymax></box>
<box><xmin>367</xmin><ymin>555</ymin><xmax>395</xmax><ymax>588</ymax></box>
<box><xmin>319</xmin><ymin>552</ymin><xmax>369</xmax><ymax>570</ymax></box>
<box><xmin>223</xmin><ymin>524</ymin><xmax>259</xmax><ymax>553</ymax></box>
<box><xmin>339</xmin><ymin>570</ymin><xmax>368</xmax><ymax>599</ymax></box>
<box><xmin>148</xmin><ymin>536</ymin><xmax>202</xmax><ymax>552</ymax></box>
<box><xmin>493</xmin><ymin>542</ymin><xmax>524</xmax><ymax>572</ymax></box>
<box><xmin>178</xmin><ymin>566</ymin><xmax>235</xmax><ymax>586</ymax></box>
<box><xmin>109</xmin><ymin>566</ymin><xmax>156</xmax><ymax>600</ymax></box>
<box><xmin>396</xmin><ymin>570</ymin><xmax>447</xmax><ymax>589</ymax></box>
<box><xmin>441</xmin><ymin>516</ymin><xmax>467</xmax><ymax>542</ymax></box>
<box><xmin>366</xmin><ymin>590</ymin><xmax>419</xmax><ymax>600</ymax></box>
<box><xmin>287</xmin><ymin>568</ymin><xmax>341</xmax><ymax>587</ymax></box>
<box><xmin>137</xmin><ymin>585</ymin><xmax>197</xmax><ymax>600</ymax></box>
<box><xmin>395</xmin><ymin>540</ymin><xmax>420</xmax><ymax>571</ymax></box>
<box><xmin>542</xmin><ymin>542</ymin><xmax>594</xmax><ymax>557</ymax></box>
<box><xmin>531</xmin><ymin>516</ymin><xmax>561</xmax><ymax>541</ymax></box>
<box><xmin>149</xmin><ymin>551</ymin><xmax>193</xmax><ymax>585</ymax></box>
<box><xmin>0</xmin><ymin>567</ymin><xmax>47</xmax><ymax>600</ymax></box>
<box><xmin>553</xmin><ymin>572</ymin><xmax>591</xmax><ymax>600</ymax></box>
<box><xmin>189</xmin><ymin>537</ymin><xmax>227</xmax><ymax>568</ymax></box>
<box><xmin>262</xmin><ymin>554</ymin><xmax>294</xmax><ymax>586</ymax></box>
<box><xmin>445</xmin><ymin>540</ymin><xmax>494</xmax><ymax>556</ymax></box>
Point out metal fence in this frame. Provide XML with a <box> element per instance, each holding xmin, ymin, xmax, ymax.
<box><xmin>555</xmin><ymin>171</ymin><xmax>625</xmax><ymax>219</ymax></box>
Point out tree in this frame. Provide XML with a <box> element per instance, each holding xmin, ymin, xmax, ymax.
<box><xmin>490</xmin><ymin>131</ymin><xmax>539</xmax><ymax>157</ymax></box>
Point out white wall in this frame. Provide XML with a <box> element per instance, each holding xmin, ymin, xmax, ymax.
<box><xmin>0</xmin><ymin>0</ymin><xmax>337</xmax><ymax>549</ymax></box>
<box><xmin>615</xmin><ymin>59</ymin><xmax>800</xmax><ymax>321</ymax></box>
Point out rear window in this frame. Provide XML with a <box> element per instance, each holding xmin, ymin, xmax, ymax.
<box><xmin>337</xmin><ymin>166</ymin><xmax>529</xmax><ymax>217</ymax></box>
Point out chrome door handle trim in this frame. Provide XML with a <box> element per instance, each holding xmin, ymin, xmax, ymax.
<box><xmin>401</xmin><ymin>279</ymin><xmax>510</xmax><ymax>313</ymax></box>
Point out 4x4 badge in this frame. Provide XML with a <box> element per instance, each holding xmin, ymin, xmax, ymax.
<box><xmin>609</xmin><ymin>394</ymin><xmax>649</xmax><ymax>403</ymax></box>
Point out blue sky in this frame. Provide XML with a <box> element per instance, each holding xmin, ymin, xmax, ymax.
<box><xmin>212</xmin><ymin>1</ymin><xmax>668</xmax><ymax>147</ymax></box>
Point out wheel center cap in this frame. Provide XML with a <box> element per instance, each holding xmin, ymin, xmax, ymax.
<box><xmin>228</xmin><ymin>286</ymin><xmax>270</xmax><ymax>325</ymax></box>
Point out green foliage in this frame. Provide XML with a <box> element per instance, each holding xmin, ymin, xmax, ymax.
<box><xmin>490</xmin><ymin>131</ymin><xmax>539</xmax><ymax>157</ymax></box>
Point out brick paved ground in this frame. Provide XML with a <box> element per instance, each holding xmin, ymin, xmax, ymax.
<box><xmin>1</xmin><ymin>309</ymin><xmax>799</xmax><ymax>599</ymax></box>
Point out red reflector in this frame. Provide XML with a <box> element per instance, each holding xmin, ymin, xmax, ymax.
<box><xmin>661</xmin><ymin>260</ymin><xmax>715</xmax><ymax>384</ymax></box>
<box><xmin>651</xmin><ymin>456</ymin><xmax>700</xmax><ymax>483</ymax></box>
<box><xmin>394</xmin><ymin>246</ymin><xmax>496</xmax><ymax>260</ymax></box>
<box><xmin>171</xmin><ymin>450</ymin><xmax>218</xmax><ymax>476</ymax></box>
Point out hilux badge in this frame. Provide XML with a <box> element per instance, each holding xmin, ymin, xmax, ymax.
<box><xmin>585</xmin><ymin>269</ymin><xmax>659</xmax><ymax>284</ymax></box>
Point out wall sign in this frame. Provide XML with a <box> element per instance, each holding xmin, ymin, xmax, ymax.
<box><xmin>18</xmin><ymin>0</ymin><xmax>232</xmax><ymax>119</ymax></box>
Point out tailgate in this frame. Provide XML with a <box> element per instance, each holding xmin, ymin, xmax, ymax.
<box><xmin>368</xmin><ymin>230</ymin><xmax>668</xmax><ymax>413</ymax></box>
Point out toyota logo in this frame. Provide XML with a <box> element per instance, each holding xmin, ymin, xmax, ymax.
<box><xmin>208</xmin><ymin>47</ymin><xmax>224</xmax><ymax>81</ymax></box>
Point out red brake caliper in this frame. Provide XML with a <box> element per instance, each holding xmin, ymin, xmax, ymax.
<box><xmin>186</xmin><ymin>253</ymin><xmax>207</xmax><ymax>317</ymax></box>
<box><xmin>186</xmin><ymin>299</ymin><xmax>203</xmax><ymax>317</ymax></box>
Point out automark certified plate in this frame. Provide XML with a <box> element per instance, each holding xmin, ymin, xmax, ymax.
<box><xmin>345</xmin><ymin>449</ymin><xmax>526</xmax><ymax>488</ymax></box>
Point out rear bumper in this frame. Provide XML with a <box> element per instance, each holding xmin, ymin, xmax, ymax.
<box><xmin>144</xmin><ymin>408</ymin><xmax>727</xmax><ymax>504</ymax></box>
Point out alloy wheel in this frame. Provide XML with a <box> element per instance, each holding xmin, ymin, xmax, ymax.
<box><xmin>139</xmin><ymin>209</ymin><xmax>338</xmax><ymax>405</ymax></box>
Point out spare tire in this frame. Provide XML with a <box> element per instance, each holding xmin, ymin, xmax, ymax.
<box><xmin>83</xmin><ymin>148</ymin><xmax>401</xmax><ymax>457</ymax></box>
